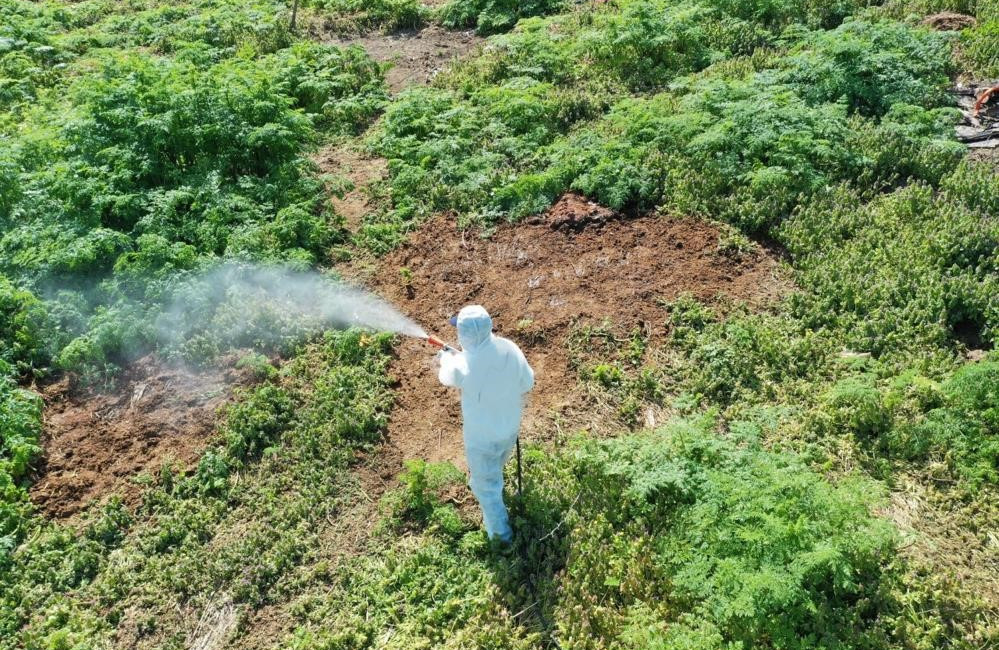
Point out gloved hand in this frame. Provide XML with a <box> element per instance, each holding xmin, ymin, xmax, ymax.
<box><xmin>435</xmin><ymin>347</ymin><xmax>457</xmax><ymax>368</ymax></box>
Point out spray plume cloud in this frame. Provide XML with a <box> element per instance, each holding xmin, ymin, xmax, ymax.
<box><xmin>156</xmin><ymin>264</ymin><xmax>427</xmax><ymax>356</ymax></box>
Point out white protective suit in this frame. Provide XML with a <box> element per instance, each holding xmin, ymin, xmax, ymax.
<box><xmin>438</xmin><ymin>305</ymin><xmax>534</xmax><ymax>542</ymax></box>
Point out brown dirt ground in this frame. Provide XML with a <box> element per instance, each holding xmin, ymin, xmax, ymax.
<box><xmin>969</xmin><ymin>146</ymin><xmax>999</xmax><ymax>168</ymax></box>
<box><xmin>323</xmin><ymin>25</ymin><xmax>482</xmax><ymax>93</ymax></box>
<box><xmin>349</xmin><ymin>193</ymin><xmax>789</xmax><ymax>483</ymax></box>
<box><xmin>29</xmin><ymin>356</ymin><xmax>249</xmax><ymax>520</ymax></box>
<box><xmin>922</xmin><ymin>11</ymin><xmax>977</xmax><ymax>30</ymax></box>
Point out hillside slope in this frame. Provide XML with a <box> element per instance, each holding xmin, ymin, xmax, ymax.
<box><xmin>0</xmin><ymin>0</ymin><xmax>997</xmax><ymax>648</ymax></box>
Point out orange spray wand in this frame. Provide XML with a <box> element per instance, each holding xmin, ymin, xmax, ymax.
<box><xmin>425</xmin><ymin>335</ymin><xmax>457</xmax><ymax>353</ymax></box>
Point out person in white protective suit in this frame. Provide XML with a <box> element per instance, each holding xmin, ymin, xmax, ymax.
<box><xmin>437</xmin><ymin>305</ymin><xmax>534</xmax><ymax>543</ymax></box>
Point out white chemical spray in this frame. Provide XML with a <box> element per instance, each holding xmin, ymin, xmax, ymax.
<box><xmin>156</xmin><ymin>264</ymin><xmax>428</xmax><ymax>354</ymax></box>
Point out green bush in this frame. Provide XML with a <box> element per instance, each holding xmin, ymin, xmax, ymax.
<box><xmin>0</xmin><ymin>0</ymin><xmax>70</xmax><ymax>111</ymax></box>
<box><xmin>960</xmin><ymin>19</ymin><xmax>999</xmax><ymax>76</ymax></box>
<box><xmin>55</xmin><ymin>305</ymin><xmax>153</xmax><ymax>383</ymax></box>
<box><xmin>386</xmin><ymin>459</ymin><xmax>469</xmax><ymax>537</ymax></box>
<box><xmin>675</xmin><ymin>310</ymin><xmax>835</xmax><ymax>405</ymax></box>
<box><xmin>578</xmin><ymin>2</ymin><xmax>721</xmax><ymax>91</ymax></box>
<box><xmin>879</xmin><ymin>0</ymin><xmax>977</xmax><ymax>16</ymax></box>
<box><xmin>0</xmin><ymin>364</ymin><xmax>42</xmax><ymax>484</ymax></box>
<box><xmin>260</xmin><ymin>41</ymin><xmax>388</xmax><ymax>131</ymax></box>
<box><xmin>884</xmin><ymin>361</ymin><xmax>999</xmax><ymax>485</ymax></box>
<box><xmin>784</xmin><ymin>177</ymin><xmax>998</xmax><ymax>355</ymax></box>
<box><xmin>0</xmin><ymin>277</ymin><xmax>47</xmax><ymax>374</ymax></box>
<box><xmin>778</xmin><ymin>19</ymin><xmax>953</xmax><ymax>115</ymax></box>
<box><xmin>564</xmin><ymin>416</ymin><xmax>897</xmax><ymax>647</ymax></box>
<box><xmin>83</xmin><ymin>498</ymin><xmax>133</xmax><ymax>549</ymax></box>
<box><xmin>1</xmin><ymin>38</ymin><xmax>385</xmax><ymax>378</ymax></box>
<box><xmin>57</xmin><ymin>0</ymin><xmax>293</xmax><ymax>57</ymax></box>
<box><xmin>439</xmin><ymin>0</ymin><xmax>566</xmax><ymax>34</ymax></box>
<box><xmin>286</xmin><ymin>534</ymin><xmax>537</xmax><ymax>649</ymax></box>
<box><xmin>372</xmin><ymin>79</ymin><xmax>597</xmax><ymax>222</ymax></box>
<box><xmin>310</xmin><ymin>0</ymin><xmax>426</xmax><ymax>32</ymax></box>
<box><xmin>222</xmin><ymin>385</ymin><xmax>296</xmax><ymax>464</ymax></box>
<box><xmin>0</xmin><ymin>358</ymin><xmax>43</xmax><ymax>562</ymax></box>
<box><xmin>235</xmin><ymin>352</ymin><xmax>278</xmax><ymax>380</ymax></box>
<box><xmin>705</xmin><ymin>0</ymin><xmax>871</xmax><ymax>29</ymax></box>
<box><xmin>375</xmin><ymin>19</ymin><xmax>959</xmax><ymax>236</ymax></box>
<box><xmin>816</xmin><ymin>377</ymin><xmax>892</xmax><ymax>438</ymax></box>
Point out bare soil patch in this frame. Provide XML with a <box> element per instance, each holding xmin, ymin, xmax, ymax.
<box><xmin>352</xmin><ymin>194</ymin><xmax>789</xmax><ymax>481</ymax></box>
<box><xmin>313</xmin><ymin>25</ymin><xmax>482</xmax><ymax>233</ymax></box>
<box><xmin>323</xmin><ymin>25</ymin><xmax>482</xmax><ymax>93</ymax></box>
<box><xmin>227</xmin><ymin>603</ymin><xmax>292</xmax><ymax>650</ymax></box>
<box><xmin>29</xmin><ymin>356</ymin><xmax>248</xmax><ymax>520</ymax></box>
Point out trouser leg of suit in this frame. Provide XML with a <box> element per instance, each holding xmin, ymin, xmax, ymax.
<box><xmin>466</xmin><ymin>441</ymin><xmax>515</xmax><ymax>542</ymax></box>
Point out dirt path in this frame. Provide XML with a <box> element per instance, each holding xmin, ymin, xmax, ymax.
<box><xmin>312</xmin><ymin>25</ymin><xmax>483</xmax><ymax>232</ymax></box>
<box><xmin>351</xmin><ymin>193</ymin><xmax>789</xmax><ymax>484</ymax></box>
<box><xmin>969</xmin><ymin>147</ymin><xmax>998</xmax><ymax>169</ymax></box>
<box><xmin>324</xmin><ymin>25</ymin><xmax>482</xmax><ymax>93</ymax></box>
<box><xmin>922</xmin><ymin>11</ymin><xmax>976</xmax><ymax>30</ymax></box>
<box><xmin>315</xmin><ymin>144</ymin><xmax>388</xmax><ymax>232</ymax></box>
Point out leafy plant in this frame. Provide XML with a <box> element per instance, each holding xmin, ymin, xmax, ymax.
<box><xmin>310</xmin><ymin>0</ymin><xmax>426</xmax><ymax>32</ymax></box>
<box><xmin>439</xmin><ymin>0</ymin><xmax>567</xmax><ymax>34</ymax></box>
<box><xmin>564</xmin><ymin>416</ymin><xmax>898</xmax><ymax>648</ymax></box>
<box><xmin>777</xmin><ymin>19</ymin><xmax>953</xmax><ymax>115</ymax></box>
<box><xmin>1</xmin><ymin>36</ymin><xmax>385</xmax><ymax>380</ymax></box>
<box><xmin>222</xmin><ymin>385</ymin><xmax>296</xmax><ymax>464</ymax></box>
<box><xmin>0</xmin><ymin>276</ymin><xmax>47</xmax><ymax>375</ymax></box>
<box><xmin>0</xmin><ymin>364</ymin><xmax>42</xmax><ymax>484</ymax></box>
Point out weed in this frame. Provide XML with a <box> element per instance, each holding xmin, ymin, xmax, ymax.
<box><xmin>235</xmin><ymin>352</ymin><xmax>279</xmax><ymax>380</ymax></box>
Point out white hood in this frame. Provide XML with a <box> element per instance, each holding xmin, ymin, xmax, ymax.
<box><xmin>456</xmin><ymin>305</ymin><xmax>493</xmax><ymax>352</ymax></box>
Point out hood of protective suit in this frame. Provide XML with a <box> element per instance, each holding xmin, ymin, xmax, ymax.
<box><xmin>455</xmin><ymin>305</ymin><xmax>493</xmax><ymax>352</ymax></box>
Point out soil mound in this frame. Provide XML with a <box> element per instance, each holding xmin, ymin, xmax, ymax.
<box><xmin>922</xmin><ymin>12</ymin><xmax>976</xmax><ymax>30</ymax></box>
<box><xmin>30</xmin><ymin>357</ymin><xmax>246</xmax><ymax>520</ymax></box>
<box><xmin>357</xmin><ymin>194</ymin><xmax>788</xmax><ymax>478</ymax></box>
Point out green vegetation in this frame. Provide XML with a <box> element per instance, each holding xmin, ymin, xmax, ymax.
<box><xmin>369</xmin><ymin>8</ymin><xmax>957</xmax><ymax>229</ymax></box>
<box><xmin>1</xmin><ymin>330</ymin><xmax>395</xmax><ymax>648</ymax></box>
<box><xmin>1</xmin><ymin>0</ymin><xmax>998</xmax><ymax>647</ymax></box>
<box><xmin>308</xmin><ymin>0</ymin><xmax>427</xmax><ymax>32</ymax></box>
<box><xmin>302</xmin><ymin>0</ymin><xmax>568</xmax><ymax>34</ymax></box>
<box><xmin>285</xmin><ymin>418</ymin><xmax>899</xmax><ymax>649</ymax></box>
<box><xmin>563</xmin><ymin>417</ymin><xmax>896</xmax><ymax>648</ymax></box>
<box><xmin>957</xmin><ymin>0</ymin><xmax>999</xmax><ymax>76</ymax></box>
<box><xmin>1</xmin><ymin>0</ymin><xmax>387</xmax><ymax>380</ymax></box>
<box><xmin>440</xmin><ymin>0</ymin><xmax>568</xmax><ymax>34</ymax></box>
